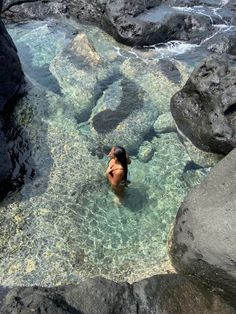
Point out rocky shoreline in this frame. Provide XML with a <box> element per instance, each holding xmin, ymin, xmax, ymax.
<box><xmin>0</xmin><ymin>274</ymin><xmax>236</xmax><ymax>313</ymax></box>
<box><xmin>0</xmin><ymin>0</ymin><xmax>236</xmax><ymax>313</ymax></box>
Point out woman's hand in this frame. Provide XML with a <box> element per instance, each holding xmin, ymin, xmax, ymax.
<box><xmin>106</xmin><ymin>166</ymin><xmax>113</xmax><ymax>177</ymax></box>
<box><xmin>106</xmin><ymin>160</ymin><xmax>114</xmax><ymax>177</ymax></box>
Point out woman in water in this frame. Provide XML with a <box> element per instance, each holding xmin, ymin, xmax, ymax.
<box><xmin>106</xmin><ymin>146</ymin><xmax>131</xmax><ymax>196</ymax></box>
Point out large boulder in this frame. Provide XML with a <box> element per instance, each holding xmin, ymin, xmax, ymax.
<box><xmin>72</xmin><ymin>0</ymin><xmax>215</xmax><ymax>47</ymax></box>
<box><xmin>0</xmin><ymin>20</ymin><xmax>24</xmax><ymax>111</ymax></box>
<box><xmin>171</xmin><ymin>54</ymin><xmax>236</xmax><ymax>155</ymax></box>
<box><xmin>2</xmin><ymin>0</ymin><xmax>67</xmax><ymax>19</ymax></box>
<box><xmin>0</xmin><ymin>275</ymin><xmax>235</xmax><ymax>313</ymax></box>
<box><xmin>101</xmin><ymin>4</ymin><xmax>214</xmax><ymax>46</ymax></box>
<box><xmin>0</xmin><ymin>19</ymin><xmax>25</xmax><ymax>200</ymax></box>
<box><xmin>202</xmin><ymin>30</ymin><xmax>236</xmax><ymax>55</ymax></box>
<box><xmin>3</xmin><ymin>0</ymin><xmax>216</xmax><ymax>47</ymax></box>
<box><xmin>169</xmin><ymin>148</ymin><xmax>236</xmax><ymax>295</ymax></box>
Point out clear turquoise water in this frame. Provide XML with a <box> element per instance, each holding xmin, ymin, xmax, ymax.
<box><xmin>1</xmin><ymin>18</ymin><xmax>221</xmax><ymax>286</ymax></box>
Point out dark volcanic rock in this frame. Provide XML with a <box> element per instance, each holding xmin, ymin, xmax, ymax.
<box><xmin>0</xmin><ymin>20</ymin><xmax>24</xmax><ymax>111</ymax></box>
<box><xmin>101</xmin><ymin>7</ymin><xmax>162</xmax><ymax>46</ymax></box>
<box><xmin>171</xmin><ymin>54</ymin><xmax>236</xmax><ymax>155</ymax></box>
<box><xmin>68</xmin><ymin>0</ymin><xmax>164</xmax><ymax>47</ymax></box>
<box><xmin>225</xmin><ymin>0</ymin><xmax>236</xmax><ymax>11</ymax></box>
<box><xmin>93</xmin><ymin>0</ymin><xmax>214</xmax><ymax>46</ymax></box>
<box><xmin>1</xmin><ymin>276</ymin><xmax>235</xmax><ymax>313</ymax></box>
<box><xmin>158</xmin><ymin>12</ymin><xmax>214</xmax><ymax>44</ymax></box>
<box><xmin>0</xmin><ymin>121</ymin><xmax>12</xmax><ymax>199</ymax></box>
<box><xmin>68</xmin><ymin>0</ymin><xmax>161</xmax><ymax>23</ymax></box>
<box><xmin>133</xmin><ymin>274</ymin><xmax>236</xmax><ymax>313</ymax></box>
<box><xmin>2</xmin><ymin>0</ymin><xmax>216</xmax><ymax>46</ymax></box>
<box><xmin>0</xmin><ymin>18</ymin><xmax>25</xmax><ymax>199</ymax></box>
<box><xmin>2</xmin><ymin>0</ymin><xmax>67</xmax><ymax>19</ymax></box>
<box><xmin>169</xmin><ymin>149</ymin><xmax>236</xmax><ymax>296</ymax></box>
<box><xmin>68</xmin><ymin>0</ymin><xmax>106</xmax><ymax>24</ymax></box>
<box><xmin>202</xmin><ymin>30</ymin><xmax>236</xmax><ymax>55</ymax></box>
<box><xmin>101</xmin><ymin>6</ymin><xmax>214</xmax><ymax>46</ymax></box>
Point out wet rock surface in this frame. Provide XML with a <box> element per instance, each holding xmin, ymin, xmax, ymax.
<box><xmin>85</xmin><ymin>1</ymin><xmax>215</xmax><ymax>46</ymax></box>
<box><xmin>0</xmin><ymin>275</ymin><xmax>235</xmax><ymax>314</ymax></box>
<box><xmin>202</xmin><ymin>30</ymin><xmax>236</xmax><ymax>55</ymax></box>
<box><xmin>0</xmin><ymin>18</ymin><xmax>26</xmax><ymax>200</ymax></box>
<box><xmin>171</xmin><ymin>54</ymin><xmax>236</xmax><ymax>155</ymax></box>
<box><xmin>0</xmin><ymin>20</ymin><xmax>24</xmax><ymax>111</ymax></box>
<box><xmin>170</xmin><ymin>148</ymin><xmax>236</xmax><ymax>296</ymax></box>
<box><xmin>2</xmin><ymin>0</ymin><xmax>222</xmax><ymax>47</ymax></box>
<box><xmin>2</xmin><ymin>0</ymin><xmax>67</xmax><ymax>19</ymax></box>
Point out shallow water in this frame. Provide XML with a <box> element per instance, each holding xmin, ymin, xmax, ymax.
<box><xmin>1</xmin><ymin>17</ymin><xmax>222</xmax><ymax>286</ymax></box>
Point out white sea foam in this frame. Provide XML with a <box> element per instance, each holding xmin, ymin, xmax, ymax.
<box><xmin>173</xmin><ymin>6</ymin><xmax>221</xmax><ymax>24</ymax></box>
<box><xmin>153</xmin><ymin>41</ymin><xmax>199</xmax><ymax>59</ymax></box>
<box><xmin>200</xmin><ymin>24</ymin><xmax>233</xmax><ymax>44</ymax></box>
<box><xmin>221</xmin><ymin>0</ymin><xmax>230</xmax><ymax>5</ymax></box>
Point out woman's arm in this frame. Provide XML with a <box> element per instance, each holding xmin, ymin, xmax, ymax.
<box><xmin>107</xmin><ymin>169</ymin><xmax>123</xmax><ymax>188</ymax></box>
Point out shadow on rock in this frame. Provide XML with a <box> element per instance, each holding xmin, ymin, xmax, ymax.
<box><xmin>0</xmin><ymin>84</ymin><xmax>53</xmax><ymax>202</ymax></box>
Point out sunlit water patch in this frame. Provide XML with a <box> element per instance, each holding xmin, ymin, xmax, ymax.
<box><xmin>1</xmin><ymin>18</ymin><xmax>220</xmax><ymax>286</ymax></box>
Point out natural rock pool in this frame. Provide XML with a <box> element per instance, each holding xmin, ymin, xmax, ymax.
<box><xmin>1</xmin><ymin>17</ymin><xmax>221</xmax><ymax>286</ymax></box>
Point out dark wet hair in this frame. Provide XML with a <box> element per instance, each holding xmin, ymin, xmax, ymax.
<box><xmin>114</xmin><ymin>146</ymin><xmax>128</xmax><ymax>182</ymax></box>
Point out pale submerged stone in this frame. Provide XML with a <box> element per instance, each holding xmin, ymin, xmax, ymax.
<box><xmin>138</xmin><ymin>141</ymin><xmax>154</xmax><ymax>163</ymax></box>
<box><xmin>70</xmin><ymin>33</ymin><xmax>102</xmax><ymax>66</ymax></box>
<box><xmin>154</xmin><ymin>112</ymin><xmax>177</xmax><ymax>133</ymax></box>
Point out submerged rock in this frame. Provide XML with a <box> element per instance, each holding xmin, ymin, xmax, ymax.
<box><xmin>158</xmin><ymin>59</ymin><xmax>181</xmax><ymax>85</ymax></box>
<box><xmin>154</xmin><ymin>112</ymin><xmax>176</xmax><ymax>134</ymax></box>
<box><xmin>50</xmin><ymin>33</ymin><xmax>113</xmax><ymax>122</ymax></box>
<box><xmin>70</xmin><ymin>33</ymin><xmax>102</xmax><ymax>67</ymax></box>
<box><xmin>177</xmin><ymin>128</ymin><xmax>223</xmax><ymax>168</ymax></box>
<box><xmin>78</xmin><ymin>55</ymin><xmax>188</xmax><ymax>154</ymax></box>
<box><xmin>137</xmin><ymin>141</ymin><xmax>154</xmax><ymax>162</ymax></box>
<box><xmin>171</xmin><ymin>54</ymin><xmax>236</xmax><ymax>155</ymax></box>
<box><xmin>120</xmin><ymin>58</ymin><xmax>187</xmax><ymax>114</ymax></box>
<box><xmin>182</xmin><ymin>167</ymin><xmax>211</xmax><ymax>188</ymax></box>
<box><xmin>81</xmin><ymin>75</ymin><xmax>153</xmax><ymax>153</ymax></box>
<box><xmin>170</xmin><ymin>148</ymin><xmax>236</xmax><ymax>295</ymax></box>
